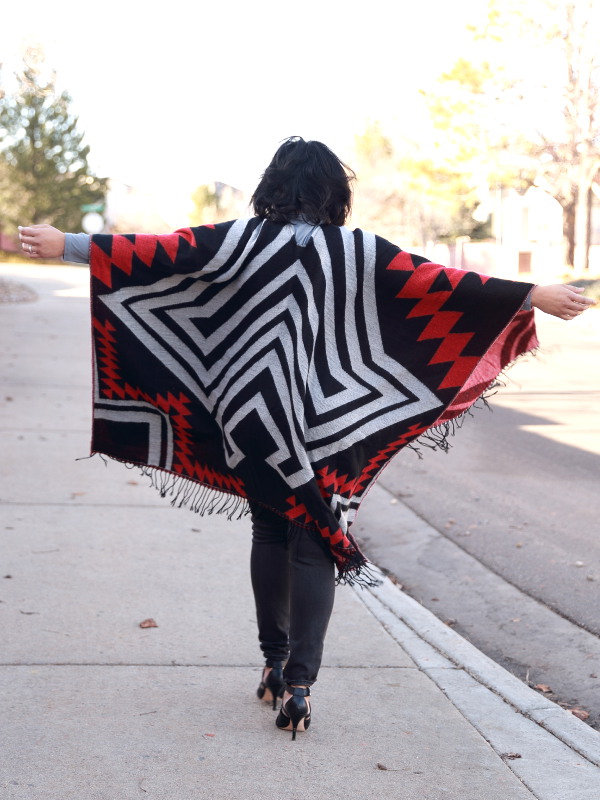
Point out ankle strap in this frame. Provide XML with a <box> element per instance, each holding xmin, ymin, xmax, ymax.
<box><xmin>284</xmin><ymin>684</ymin><xmax>310</xmax><ymax>696</ymax></box>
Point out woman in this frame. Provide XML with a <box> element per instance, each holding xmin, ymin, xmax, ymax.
<box><xmin>19</xmin><ymin>137</ymin><xmax>594</xmax><ymax>739</ymax></box>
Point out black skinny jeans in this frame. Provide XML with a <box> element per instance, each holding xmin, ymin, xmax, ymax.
<box><xmin>250</xmin><ymin>503</ymin><xmax>335</xmax><ymax>687</ymax></box>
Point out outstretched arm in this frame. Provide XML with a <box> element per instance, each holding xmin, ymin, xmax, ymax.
<box><xmin>17</xmin><ymin>226</ymin><xmax>598</xmax><ymax>321</ymax></box>
<box><xmin>530</xmin><ymin>284</ymin><xmax>595</xmax><ymax>320</ymax></box>
<box><xmin>19</xmin><ymin>219</ymin><xmax>253</xmax><ymax>286</ymax></box>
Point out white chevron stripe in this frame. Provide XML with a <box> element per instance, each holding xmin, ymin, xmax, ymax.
<box><xmin>93</xmin><ymin>407</ymin><xmax>172</xmax><ymax>466</ymax></box>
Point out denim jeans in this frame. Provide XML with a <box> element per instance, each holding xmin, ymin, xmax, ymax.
<box><xmin>249</xmin><ymin>503</ymin><xmax>336</xmax><ymax>686</ymax></box>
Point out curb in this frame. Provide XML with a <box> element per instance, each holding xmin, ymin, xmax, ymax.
<box><xmin>354</xmin><ymin>575</ymin><xmax>600</xmax><ymax>775</ymax></box>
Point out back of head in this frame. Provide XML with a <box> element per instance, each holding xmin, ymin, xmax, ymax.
<box><xmin>251</xmin><ymin>137</ymin><xmax>355</xmax><ymax>226</ymax></box>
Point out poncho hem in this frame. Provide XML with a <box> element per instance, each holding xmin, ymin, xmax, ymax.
<box><xmin>87</xmin><ymin>344</ymin><xmax>538</xmax><ymax>588</ymax></box>
<box><xmin>87</xmin><ymin>220</ymin><xmax>538</xmax><ymax>584</ymax></box>
<box><xmin>409</xmin><ymin>346</ymin><xmax>540</xmax><ymax>457</ymax></box>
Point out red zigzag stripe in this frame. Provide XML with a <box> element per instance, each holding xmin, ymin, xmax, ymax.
<box><xmin>91</xmin><ymin>228</ymin><xmax>197</xmax><ymax>288</ymax></box>
<box><xmin>92</xmin><ymin>318</ymin><xmax>244</xmax><ymax>494</ymax></box>
<box><xmin>391</xmin><ymin>259</ymin><xmax>483</xmax><ymax>389</ymax></box>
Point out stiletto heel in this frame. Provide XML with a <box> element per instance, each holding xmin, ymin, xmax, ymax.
<box><xmin>276</xmin><ymin>684</ymin><xmax>311</xmax><ymax>740</ymax></box>
<box><xmin>256</xmin><ymin>662</ymin><xmax>284</xmax><ymax>710</ymax></box>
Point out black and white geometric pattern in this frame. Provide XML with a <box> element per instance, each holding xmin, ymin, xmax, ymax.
<box><xmin>90</xmin><ymin>217</ymin><xmax>536</xmax><ymax>579</ymax></box>
<box><xmin>97</xmin><ymin>219</ymin><xmax>442</xmax><ymax>491</ymax></box>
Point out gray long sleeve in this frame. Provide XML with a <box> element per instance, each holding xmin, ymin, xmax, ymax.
<box><xmin>63</xmin><ymin>232</ymin><xmax>91</xmax><ymax>264</ymax></box>
<box><xmin>522</xmin><ymin>290</ymin><xmax>533</xmax><ymax>311</ymax></box>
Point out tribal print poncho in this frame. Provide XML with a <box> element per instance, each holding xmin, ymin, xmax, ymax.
<box><xmin>89</xmin><ymin>217</ymin><xmax>538</xmax><ymax>584</ymax></box>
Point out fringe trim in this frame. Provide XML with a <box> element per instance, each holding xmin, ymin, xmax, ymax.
<box><xmin>85</xmin><ymin>457</ymin><xmax>384</xmax><ymax>587</ymax></box>
<box><xmin>332</xmin><ymin>530</ymin><xmax>383</xmax><ymax>588</ymax></box>
<box><xmin>335</xmin><ymin>560</ymin><xmax>383</xmax><ymax>588</ymax></box>
<box><xmin>139</xmin><ymin>465</ymin><xmax>250</xmax><ymax>520</ymax></box>
<box><xmin>85</xmin><ymin>453</ymin><xmax>250</xmax><ymax>520</ymax></box>
<box><xmin>407</xmin><ymin>350</ymin><xmax>538</xmax><ymax>458</ymax></box>
<box><xmin>407</xmin><ymin>391</ymin><xmax>493</xmax><ymax>457</ymax></box>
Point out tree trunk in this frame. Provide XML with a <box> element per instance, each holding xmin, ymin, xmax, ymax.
<box><xmin>585</xmin><ymin>185</ymin><xmax>592</xmax><ymax>272</ymax></box>
<box><xmin>563</xmin><ymin>197</ymin><xmax>576</xmax><ymax>269</ymax></box>
<box><xmin>574</xmin><ymin>174</ymin><xmax>591</xmax><ymax>272</ymax></box>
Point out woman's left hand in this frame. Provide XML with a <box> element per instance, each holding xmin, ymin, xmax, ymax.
<box><xmin>18</xmin><ymin>224</ymin><xmax>66</xmax><ymax>259</ymax></box>
<box><xmin>530</xmin><ymin>284</ymin><xmax>596</xmax><ymax>320</ymax></box>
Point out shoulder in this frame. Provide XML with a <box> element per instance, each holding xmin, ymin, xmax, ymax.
<box><xmin>195</xmin><ymin>216</ymin><xmax>262</xmax><ymax>235</ymax></box>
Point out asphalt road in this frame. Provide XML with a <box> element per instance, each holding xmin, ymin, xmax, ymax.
<box><xmin>356</xmin><ymin>309</ymin><xmax>600</xmax><ymax>727</ymax></box>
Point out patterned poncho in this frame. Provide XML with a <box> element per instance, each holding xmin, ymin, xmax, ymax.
<box><xmin>89</xmin><ymin>218</ymin><xmax>538</xmax><ymax>584</ymax></box>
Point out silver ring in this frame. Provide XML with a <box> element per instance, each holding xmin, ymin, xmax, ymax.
<box><xmin>29</xmin><ymin>244</ymin><xmax>33</xmax><ymax>253</ymax></box>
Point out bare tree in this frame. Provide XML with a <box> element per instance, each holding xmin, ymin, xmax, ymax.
<box><xmin>423</xmin><ymin>0</ymin><xmax>600</xmax><ymax>269</ymax></box>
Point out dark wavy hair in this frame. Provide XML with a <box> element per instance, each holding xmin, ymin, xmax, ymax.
<box><xmin>251</xmin><ymin>137</ymin><xmax>355</xmax><ymax>226</ymax></box>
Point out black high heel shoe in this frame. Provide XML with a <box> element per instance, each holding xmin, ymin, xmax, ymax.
<box><xmin>256</xmin><ymin>662</ymin><xmax>284</xmax><ymax>710</ymax></box>
<box><xmin>276</xmin><ymin>684</ymin><xmax>311</xmax><ymax>740</ymax></box>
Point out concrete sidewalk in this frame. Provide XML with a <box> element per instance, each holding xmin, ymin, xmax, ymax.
<box><xmin>1</xmin><ymin>264</ymin><xmax>599</xmax><ymax>799</ymax></box>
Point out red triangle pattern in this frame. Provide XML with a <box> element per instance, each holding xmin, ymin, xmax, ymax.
<box><xmin>387</xmin><ymin>250</ymin><xmax>416</xmax><ymax>271</ymax></box>
<box><xmin>393</xmin><ymin>261</ymin><xmax>485</xmax><ymax>390</ymax></box>
<box><xmin>285</xmin><ymin>496</ymin><xmax>349</xmax><ymax>549</ymax></box>
<box><xmin>91</xmin><ymin>228</ymin><xmax>198</xmax><ymax>289</ymax></box>
<box><xmin>316</xmin><ymin>421</ymin><xmax>430</xmax><ymax>504</ymax></box>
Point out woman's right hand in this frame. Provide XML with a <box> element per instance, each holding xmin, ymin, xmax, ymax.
<box><xmin>18</xmin><ymin>224</ymin><xmax>66</xmax><ymax>259</ymax></box>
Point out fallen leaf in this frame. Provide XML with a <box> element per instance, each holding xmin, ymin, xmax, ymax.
<box><xmin>203</xmin><ymin>733</ymin><xmax>215</xmax><ymax>739</ymax></box>
<box><xmin>444</xmin><ymin>618</ymin><xmax>457</xmax><ymax>627</ymax></box>
<box><xmin>535</xmin><ymin>684</ymin><xmax>552</xmax><ymax>693</ymax></box>
<box><xmin>515</xmin><ymin>542</ymin><xmax>523</xmax><ymax>548</ymax></box>
<box><xmin>127</xmin><ymin>480</ymin><xmax>139</xmax><ymax>486</ymax></box>
<box><xmin>376</xmin><ymin>763</ymin><xmax>388</xmax><ymax>770</ymax></box>
<box><xmin>568</xmin><ymin>708</ymin><xmax>590</xmax><ymax>720</ymax></box>
<box><xmin>139</xmin><ymin>618</ymin><xmax>158</xmax><ymax>629</ymax></box>
<box><xmin>501</xmin><ymin>753</ymin><xmax>522</xmax><ymax>760</ymax></box>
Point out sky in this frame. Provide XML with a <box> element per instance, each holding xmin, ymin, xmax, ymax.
<box><xmin>1</xmin><ymin>0</ymin><xmax>483</xmax><ymax>224</ymax></box>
